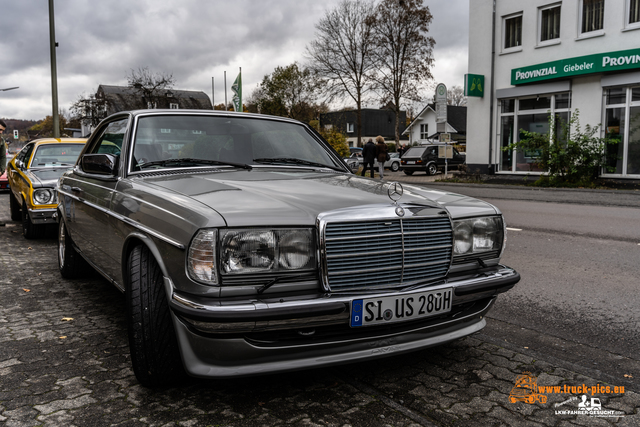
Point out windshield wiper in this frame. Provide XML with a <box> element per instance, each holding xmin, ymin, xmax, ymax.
<box><xmin>137</xmin><ymin>158</ymin><xmax>252</xmax><ymax>170</ymax></box>
<box><xmin>253</xmin><ymin>157</ymin><xmax>342</xmax><ymax>171</ymax></box>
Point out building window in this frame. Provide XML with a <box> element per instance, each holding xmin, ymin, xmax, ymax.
<box><xmin>347</xmin><ymin>122</ymin><xmax>354</xmax><ymax>133</ymax></box>
<box><xmin>503</xmin><ymin>14</ymin><xmax>523</xmax><ymax>50</ymax></box>
<box><xmin>420</xmin><ymin>124</ymin><xmax>429</xmax><ymax>140</ymax></box>
<box><xmin>580</xmin><ymin>0</ymin><xmax>604</xmax><ymax>34</ymax></box>
<box><xmin>627</xmin><ymin>0</ymin><xmax>640</xmax><ymax>27</ymax></box>
<box><xmin>170</xmin><ymin>103</ymin><xmax>179</xmax><ymax>109</ymax></box>
<box><xmin>498</xmin><ymin>93</ymin><xmax>572</xmax><ymax>173</ymax></box>
<box><xmin>147</xmin><ymin>102</ymin><xmax>157</xmax><ymax>109</ymax></box>
<box><xmin>539</xmin><ymin>4</ymin><xmax>561</xmax><ymax>43</ymax></box>
<box><xmin>603</xmin><ymin>86</ymin><xmax>640</xmax><ymax>176</ymax></box>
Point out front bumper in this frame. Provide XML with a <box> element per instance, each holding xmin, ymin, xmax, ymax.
<box><xmin>28</xmin><ymin>207</ymin><xmax>57</xmax><ymax>224</ymax></box>
<box><xmin>168</xmin><ymin>265</ymin><xmax>519</xmax><ymax>378</ymax></box>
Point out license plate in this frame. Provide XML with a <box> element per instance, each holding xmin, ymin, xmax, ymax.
<box><xmin>350</xmin><ymin>288</ymin><xmax>452</xmax><ymax>327</ymax></box>
<box><xmin>407</xmin><ymin>161</ymin><xmax>415</xmax><ymax>164</ymax></box>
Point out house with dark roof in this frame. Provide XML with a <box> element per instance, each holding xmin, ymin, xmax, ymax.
<box><xmin>319</xmin><ymin>108</ymin><xmax>408</xmax><ymax>147</ymax></box>
<box><xmin>403</xmin><ymin>104</ymin><xmax>467</xmax><ymax>145</ymax></box>
<box><xmin>96</xmin><ymin>85</ymin><xmax>213</xmax><ymax>115</ymax></box>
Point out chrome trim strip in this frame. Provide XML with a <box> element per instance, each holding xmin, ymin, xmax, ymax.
<box><xmin>172</xmin><ymin>266</ymin><xmax>517</xmax><ymax>315</ymax></box>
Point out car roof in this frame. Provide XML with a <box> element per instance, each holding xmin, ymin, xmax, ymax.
<box><xmin>29</xmin><ymin>138</ymin><xmax>87</xmax><ymax>146</ymax></box>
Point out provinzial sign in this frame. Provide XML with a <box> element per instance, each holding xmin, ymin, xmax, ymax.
<box><xmin>511</xmin><ymin>47</ymin><xmax>640</xmax><ymax>85</ymax></box>
<box><xmin>464</xmin><ymin>74</ymin><xmax>484</xmax><ymax>97</ymax></box>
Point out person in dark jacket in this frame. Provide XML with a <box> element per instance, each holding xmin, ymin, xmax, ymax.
<box><xmin>375</xmin><ymin>135</ymin><xmax>388</xmax><ymax>180</ymax></box>
<box><xmin>360</xmin><ymin>138</ymin><xmax>376</xmax><ymax>178</ymax></box>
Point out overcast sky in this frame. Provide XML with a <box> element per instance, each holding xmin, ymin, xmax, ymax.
<box><xmin>0</xmin><ymin>0</ymin><xmax>469</xmax><ymax>121</ymax></box>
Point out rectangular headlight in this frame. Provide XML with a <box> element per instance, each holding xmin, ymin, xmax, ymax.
<box><xmin>221</xmin><ymin>229</ymin><xmax>315</xmax><ymax>275</ymax></box>
<box><xmin>453</xmin><ymin>217</ymin><xmax>504</xmax><ymax>256</ymax></box>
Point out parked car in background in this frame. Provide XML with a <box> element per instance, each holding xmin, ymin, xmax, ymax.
<box><xmin>57</xmin><ymin>110</ymin><xmax>519</xmax><ymax>387</ymax></box>
<box><xmin>401</xmin><ymin>144</ymin><xmax>466</xmax><ymax>176</ymax></box>
<box><xmin>7</xmin><ymin>138</ymin><xmax>86</xmax><ymax>238</ymax></box>
<box><xmin>376</xmin><ymin>152</ymin><xmax>401</xmax><ymax>172</ymax></box>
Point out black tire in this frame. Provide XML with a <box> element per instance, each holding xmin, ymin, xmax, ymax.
<box><xmin>9</xmin><ymin>192</ymin><xmax>21</xmax><ymax>221</ymax></box>
<box><xmin>403</xmin><ymin>170</ymin><xmax>414</xmax><ymax>175</ymax></box>
<box><xmin>22</xmin><ymin>202</ymin><xmax>45</xmax><ymax>239</ymax></box>
<box><xmin>426</xmin><ymin>163</ymin><xmax>438</xmax><ymax>176</ymax></box>
<box><xmin>127</xmin><ymin>245</ymin><xmax>186</xmax><ymax>387</ymax></box>
<box><xmin>390</xmin><ymin>162</ymin><xmax>399</xmax><ymax>172</ymax></box>
<box><xmin>58</xmin><ymin>219</ymin><xmax>91</xmax><ymax>279</ymax></box>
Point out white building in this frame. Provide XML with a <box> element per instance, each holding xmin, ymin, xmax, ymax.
<box><xmin>467</xmin><ymin>0</ymin><xmax>640</xmax><ymax>178</ymax></box>
<box><xmin>403</xmin><ymin>104</ymin><xmax>467</xmax><ymax>146</ymax></box>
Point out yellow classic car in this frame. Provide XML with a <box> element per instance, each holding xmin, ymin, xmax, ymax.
<box><xmin>7</xmin><ymin>138</ymin><xmax>86</xmax><ymax>238</ymax></box>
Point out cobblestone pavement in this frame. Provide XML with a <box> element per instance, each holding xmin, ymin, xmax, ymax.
<box><xmin>0</xmin><ymin>193</ymin><xmax>638</xmax><ymax>426</ymax></box>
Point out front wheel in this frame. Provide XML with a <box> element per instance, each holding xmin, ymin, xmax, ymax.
<box><xmin>22</xmin><ymin>202</ymin><xmax>45</xmax><ymax>239</ymax></box>
<box><xmin>127</xmin><ymin>245</ymin><xmax>186</xmax><ymax>387</ymax></box>
<box><xmin>390</xmin><ymin>162</ymin><xmax>399</xmax><ymax>172</ymax></box>
<box><xmin>426</xmin><ymin>163</ymin><xmax>438</xmax><ymax>176</ymax></box>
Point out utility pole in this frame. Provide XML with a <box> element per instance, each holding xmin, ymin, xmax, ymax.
<box><xmin>48</xmin><ymin>0</ymin><xmax>60</xmax><ymax>138</ymax></box>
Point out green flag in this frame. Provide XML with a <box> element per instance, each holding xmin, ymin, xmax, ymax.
<box><xmin>231</xmin><ymin>71</ymin><xmax>242</xmax><ymax>112</ymax></box>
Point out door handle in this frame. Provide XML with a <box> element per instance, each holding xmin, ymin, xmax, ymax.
<box><xmin>71</xmin><ymin>187</ymin><xmax>82</xmax><ymax>192</ymax></box>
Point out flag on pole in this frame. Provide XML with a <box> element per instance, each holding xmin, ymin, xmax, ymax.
<box><xmin>231</xmin><ymin>70</ymin><xmax>242</xmax><ymax>112</ymax></box>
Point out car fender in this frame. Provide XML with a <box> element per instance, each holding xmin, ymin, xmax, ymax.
<box><xmin>121</xmin><ymin>231</ymin><xmax>172</xmax><ymax>290</ymax></box>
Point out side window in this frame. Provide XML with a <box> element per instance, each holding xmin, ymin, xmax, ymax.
<box><xmin>18</xmin><ymin>144</ymin><xmax>35</xmax><ymax>167</ymax></box>
<box><xmin>89</xmin><ymin>118</ymin><xmax>128</xmax><ymax>156</ymax></box>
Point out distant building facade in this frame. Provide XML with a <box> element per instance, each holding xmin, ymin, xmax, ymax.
<box><xmin>467</xmin><ymin>0</ymin><xmax>640</xmax><ymax>178</ymax></box>
<box><xmin>403</xmin><ymin>104</ymin><xmax>467</xmax><ymax>145</ymax></box>
<box><xmin>319</xmin><ymin>108</ymin><xmax>408</xmax><ymax>147</ymax></box>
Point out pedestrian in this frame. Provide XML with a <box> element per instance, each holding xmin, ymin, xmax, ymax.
<box><xmin>360</xmin><ymin>138</ymin><xmax>376</xmax><ymax>178</ymax></box>
<box><xmin>0</xmin><ymin>120</ymin><xmax>6</xmax><ymax>227</ymax></box>
<box><xmin>375</xmin><ymin>135</ymin><xmax>388</xmax><ymax>180</ymax></box>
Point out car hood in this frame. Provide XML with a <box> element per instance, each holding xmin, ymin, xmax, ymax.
<box><xmin>144</xmin><ymin>170</ymin><xmax>499</xmax><ymax>226</ymax></box>
<box><xmin>27</xmin><ymin>168</ymin><xmax>71</xmax><ymax>187</ymax></box>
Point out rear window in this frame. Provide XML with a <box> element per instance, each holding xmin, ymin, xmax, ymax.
<box><xmin>403</xmin><ymin>147</ymin><xmax>426</xmax><ymax>157</ymax></box>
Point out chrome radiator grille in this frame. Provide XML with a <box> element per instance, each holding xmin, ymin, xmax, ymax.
<box><xmin>323</xmin><ymin>216</ymin><xmax>452</xmax><ymax>291</ymax></box>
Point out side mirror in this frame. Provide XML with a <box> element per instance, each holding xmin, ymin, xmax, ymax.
<box><xmin>81</xmin><ymin>153</ymin><xmax>119</xmax><ymax>176</ymax></box>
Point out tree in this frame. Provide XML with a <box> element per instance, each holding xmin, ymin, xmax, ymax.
<box><xmin>255</xmin><ymin>63</ymin><xmax>323</xmax><ymax>122</ymax></box>
<box><xmin>448</xmin><ymin>85</ymin><xmax>467</xmax><ymax>106</ymax></box>
<box><xmin>306</xmin><ymin>0</ymin><xmax>377</xmax><ymax>146</ymax></box>
<box><xmin>29</xmin><ymin>114</ymin><xmax>71</xmax><ymax>138</ymax></box>
<box><xmin>70</xmin><ymin>92</ymin><xmax>108</xmax><ymax>130</ymax></box>
<box><xmin>126</xmin><ymin>67</ymin><xmax>175</xmax><ymax>109</ymax></box>
<box><xmin>370</xmin><ymin>0</ymin><xmax>436</xmax><ymax>147</ymax></box>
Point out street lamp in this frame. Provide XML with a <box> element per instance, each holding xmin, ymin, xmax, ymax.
<box><xmin>0</xmin><ymin>87</ymin><xmax>19</xmax><ymax>92</ymax></box>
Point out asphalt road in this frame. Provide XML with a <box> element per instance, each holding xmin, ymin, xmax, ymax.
<box><xmin>417</xmin><ymin>182</ymin><xmax>640</xmax><ymax>391</ymax></box>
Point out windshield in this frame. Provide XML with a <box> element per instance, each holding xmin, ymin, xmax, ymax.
<box><xmin>131</xmin><ymin>115</ymin><xmax>342</xmax><ymax>171</ymax></box>
<box><xmin>30</xmin><ymin>144</ymin><xmax>84</xmax><ymax>168</ymax></box>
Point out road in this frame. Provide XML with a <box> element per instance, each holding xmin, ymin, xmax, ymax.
<box><xmin>419</xmin><ymin>181</ymin><xmax>640</xmax><ymax>391</ymax></box>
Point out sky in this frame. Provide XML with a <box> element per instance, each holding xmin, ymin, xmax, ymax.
<box><xmin>0</xmin><ymin>0</ymin><xmax>469</xmax><ymax>121</ymax></box>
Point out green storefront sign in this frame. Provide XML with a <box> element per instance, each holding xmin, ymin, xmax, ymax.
<box><xmin>465</xmin><ymin>74</ymin><xmax>484</xmax><ymax>97</ymax></box>
<box><xmin>511</xmin><ymin>47</ymin><xmax>640</xmax><ymax>85</ymax></box>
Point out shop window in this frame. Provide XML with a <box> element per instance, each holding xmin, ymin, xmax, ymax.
<box><xmin>420</xmin><ymin>124</ymin><xmax>429</xmax><ymax>139</ymax></box>
<box><xmin>603</xmin><ymin>86</ymin><xmax>640</xmax><ymax>176</ymax></box>
<box><xmin>503</xmin><ymin>14</ymin><xmax>523</xmax><ymax>50</ymax></box>
<box><xmin>497</xmin><ymin>93</ymin><xmax>571</xmax><ymax>173</ymax></box>
<box><xmin>539</xmin><ymin>4</ymin><xmax>561</xmax><ymax>43</ymax></box>
<box><xmin>580</xmin><ymin>0</ymin><xmax>604</xmax><ymax>34</ymax></box>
